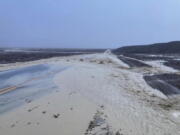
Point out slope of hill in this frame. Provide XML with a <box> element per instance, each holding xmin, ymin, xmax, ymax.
<box><xmin>113</xmin><ymin>41</ymin><xmax>180</xmax><ymax>54</ymax></box>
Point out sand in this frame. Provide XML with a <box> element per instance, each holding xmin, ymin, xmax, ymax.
<box><xmin>0</xmin><ymin>53</ymin><xmax>180</xmax><ymax>135</ymax></box>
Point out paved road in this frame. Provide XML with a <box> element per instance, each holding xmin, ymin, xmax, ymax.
<box><xmin>0</xmin><ymin>64</ymin><xmax>68</xmax><ymax>114</ymax></box>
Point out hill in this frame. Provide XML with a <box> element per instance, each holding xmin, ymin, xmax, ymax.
<box><xmin>113</xmin><ymin>41</ymin><xmax>180</xmax><ymax>54</ymax></box>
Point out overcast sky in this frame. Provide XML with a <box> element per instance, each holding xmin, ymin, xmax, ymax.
<box><xmin>0</xmin><ymin>0</ymin><xmax>180</xmax><ymax>48</ymax></box>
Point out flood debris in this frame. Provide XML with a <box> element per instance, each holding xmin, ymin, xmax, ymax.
<box><xmin>27</xmin><ymin>106</ymin><xmax>39</xmax><ymax>112</ymax></box>
<box><xmin>42</xmin><ymin>111</ymin><xmax>46</xmax><ymax>114</ymax></box>
<box><xmin>10</xmin><ymin>124</ymin><xmax>15</xmax><ymax>128</ymax></box>
<box><xmin>99</xmin><ymin>61</ymin><xmax>104</xmax><ymax>64</ymax></box>
<box><xmin>25</xmin><ymin>99</ymin><xmax>32</xmax><ymax>103</ymax></box>
<box><xmin>27</xmin><ymin>122</ymin><xmax>31</xmax><ymax>125</ymax></box>
<box><xmin>53</xmin><ymin>113</ymin><xmax>60</xmax><ymax>118</ymax></box>
<box><xmin>100</xmin><ymin>105</ymin><xmax>104</xmax><ymax>109</ymax></box>
<box><xmin>80</xmin><ymin>58</ymin><xmax>84</xmax><ymax>62</ymax></box>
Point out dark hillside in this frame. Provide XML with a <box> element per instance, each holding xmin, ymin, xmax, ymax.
<box><xmin>113</xmin><ymin>41</ymin><xmax>180</xmax><ymax>54</ymax></box>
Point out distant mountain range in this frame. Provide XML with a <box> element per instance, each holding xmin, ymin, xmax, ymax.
<box><xmin>113</xmin><ymin>41</ymin><xmax>180</xmax><ymax>54</ymax></box>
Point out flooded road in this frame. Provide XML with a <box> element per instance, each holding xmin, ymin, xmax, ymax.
<box><xmin>117</xmin><ymin>55</ymin><xmax>151</xmax><ymax>68</ymax></box>
<box><xmin>0</xmin><ymin>64</ymin><xmax>49</xmax><ymax>90</ymax></box>
<box><xmin>0</xmin><ymin>64</ymin><xmax>68</xmax><ymax>114</ymax></box>
<box><xmin>144</xmin><ymin>74</ymin><xmax>180</xmax><ymax>96</ymax></box>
